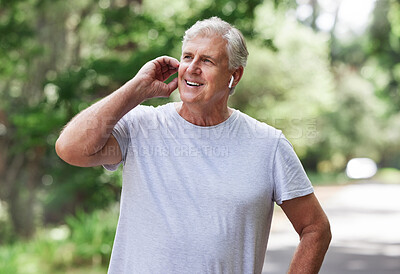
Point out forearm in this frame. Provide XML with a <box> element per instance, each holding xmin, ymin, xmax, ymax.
<box><xmin>287</xmin><ymin>227</ymin><xmax>331</xmax><ymax>274</ymax></box>
<box><xmin>55</xmin><ymin>78</ymin><xmax>145</xmax><ymax>164</ymax></box>
<box><xmin>56</xmin><ymin>56</ymin><xmax>179</xmax><ymax>166</ymax></box>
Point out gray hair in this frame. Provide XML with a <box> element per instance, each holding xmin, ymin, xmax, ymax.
<box><xmin>182</xmin><ymin>17</ymin><xmax>249</xmax><ymax>94</ymax></box>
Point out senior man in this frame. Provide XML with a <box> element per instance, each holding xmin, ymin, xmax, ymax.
<box><xmin>56</xmin><ymin>17</ymin><xmax>331</xmax><ymax>274</ymax></box>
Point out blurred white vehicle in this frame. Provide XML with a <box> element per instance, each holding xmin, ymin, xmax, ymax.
<box><xmin>346</xmin><ymin>158</ymin><xmax>377</xmax><ymax>179</ymax></box>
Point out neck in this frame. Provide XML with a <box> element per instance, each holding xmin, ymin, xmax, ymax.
<box><xmin>175</xmin><ymin>102</ymin><xmax>233</xmax><ymax>126</ymax></box>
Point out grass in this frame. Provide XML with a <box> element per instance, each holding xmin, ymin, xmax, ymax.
<box><xmin>308</xmin><ymin>168</ymin><xmax>400</xmax><ymax>186</ymax></box>
<box><xmin>308</xmin><ymin>171</ymin><xmax>350</xmax><ymax>186</ymax></box>
<box><xmin>372</xmin><ymin>167</ymin><xmax>400</xmax><ymax>184</ymax></box>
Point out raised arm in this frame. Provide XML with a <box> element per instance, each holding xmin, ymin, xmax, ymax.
<box><xmin>280</xmin><ymin>193</ymin><xmax>331</xmax><ymax>274</ymax></box>
<box><xmin>55</xmin><ymin>56</ymin><xmax>180</xmax><ymax>167</ymax></box>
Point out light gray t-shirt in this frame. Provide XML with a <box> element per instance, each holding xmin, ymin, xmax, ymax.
<box><xmin>104</xmin><ymin>102</ymin><xmax>313</xmax><ymax>274</ymax></box>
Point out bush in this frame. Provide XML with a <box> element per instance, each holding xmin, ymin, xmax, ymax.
<box><xmin>0</xmin><ymin>204</ymin><xmax>119</xmax><ymax>273</ymax></box>
<box><xmin>65</xmin><ymin>204</ymin><xmax>119</xmax><ymax>267</ymax></box>
<box><xmin>0</xmin><ymin>243</ymin><xmax>20</xmax><ymax>273</ymax></box>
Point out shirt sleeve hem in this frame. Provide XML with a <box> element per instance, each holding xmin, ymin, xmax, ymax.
<box><xmin>102</xmin><ymin>132</ymin><xmax>124</xmax><ymax>172</ymax></box>
<box><xmin>275</xmin><ymin>186</ymin><xmax>314</xmax><ymax>205</ymax></box>
<box><xmin>102</xmin><ymin>162</ymin><xmax>121</xmax><ymax>171</ymax></box>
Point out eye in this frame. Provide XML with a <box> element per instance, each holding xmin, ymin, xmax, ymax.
<box><xmin>203</xmin><ymin>58</ymin><xmax>213</xmax><ymax>64</ymax></box>
<box><xmin>183</xmin><ymin>55</ymin><xmax>192</xmax><ymax>60</ymax></box>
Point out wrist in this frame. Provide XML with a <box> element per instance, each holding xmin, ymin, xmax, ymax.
<box><xmin>121</xmin><ymin>77</ymin><xmax>148</xmax><ymax>103</ymax></box>
<box><xmin>110</xmin><ymin>78</ymin><xmax>146</xmax><ymax>116</ymax></box>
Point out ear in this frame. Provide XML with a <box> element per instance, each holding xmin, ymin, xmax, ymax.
<box><xmin>231</xmin><ymin>66</ymin><xmax>244</xmax><ymax>88</ymax></box>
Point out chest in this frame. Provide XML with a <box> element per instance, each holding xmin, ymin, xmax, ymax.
<box><xmin>127</xmin><ymin>135</ymin><xmax>275</xmax><ymax>208</ymax></box>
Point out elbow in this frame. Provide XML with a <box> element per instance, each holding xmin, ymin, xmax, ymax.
<box><xmin>319</xmin><ymin>218</ymin><xmax>332</xmax><ymax>249</ymax></box>
<box><xmin>55</xmin><ymin>137</ymin><xmax>91</xmax><ymax>167</ymax></box>
<box><xmin>326</xmin><ymin>221</ymin><xmax>332</xmax><ymax>246</ymax></box>
<box><xmin>55</xmin><ymin>137</ymin><xmax>66</xmax><ymax>160</ymax></box>
<box><xmin>55</xmin><ymin>137</ymin><xmax>75</xmax><ymax>165</ymax></box>
<box><xmin>302</xmin><ymin>218</ymin><xmax>332</xmax><ymax>250</ymax></box>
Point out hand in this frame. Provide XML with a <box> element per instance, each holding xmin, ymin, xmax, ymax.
<box><xmin>134</xmin><ymin>56</ymin><xmax>180</xmax><ymax>99</ymax></box>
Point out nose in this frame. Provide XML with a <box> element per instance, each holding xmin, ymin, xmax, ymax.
<box><xmin>187</xmin><ymin>58</ymin><xmax>201</xmax><ymax>74</ymax></box>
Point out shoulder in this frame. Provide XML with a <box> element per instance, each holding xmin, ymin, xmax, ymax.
<box><xmin>124</xmin><ymin>102</ymin><xmax>173</xmax><ymax>121</ymax></box>
<box><xmin>234</xmin><ymin>110</ymin><xmax>282</xmax><ymax>141</ymax></box>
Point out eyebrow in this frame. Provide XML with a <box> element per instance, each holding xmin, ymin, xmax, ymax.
<box><xmin>202</xmin><ymin>55</ymin><xmax>217</xmax><ymax>62</ymax></box>
<box><xmin>182</xmin><ymin>52</ymin><xmax>218</xmax><ymax>62</ymax></box>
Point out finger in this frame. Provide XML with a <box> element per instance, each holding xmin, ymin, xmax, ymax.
<box><xmin>162</xmin><ymin>68</ymin><xmax>178</xmax><ymax>82</ymax></box>
<box><xmin>153</xmin><ymin>58</ymin><xmax>179</xmax><ymax>81</ymax></box>
<box><xmin>155</xmin><ymin>58</ymin><xmax>179</xmax><ymax>76</ymax></box>
<box><xmin>156</xmin><ymin>56</ymin><xmax>180</xmax><ymax>69</ymax></box>
<box><xmin>161</xmin><ymin>64</ymin><xmax>179</xmax><ymax>75</ymax></box>
<box><xmin>166</xmin><ymin>77</ymin><xmax>178</xmax><ymax>94</ymax></box>
<box><xmin>153</xmin><ymin>78</ymin><xmax>178</xmax><ymax>98</ymax></box>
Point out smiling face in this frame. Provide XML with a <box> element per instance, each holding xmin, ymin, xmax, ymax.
<box><xmin>178</xmin><ymin>35</ymin><xmax>233</xmax><ymax>109</ymax></box>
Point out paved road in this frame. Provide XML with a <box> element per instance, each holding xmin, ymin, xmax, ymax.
<box><xmin>262</xmin><ymin>183</ymin><xmax>400</xmax><ymax>274</ymax></box>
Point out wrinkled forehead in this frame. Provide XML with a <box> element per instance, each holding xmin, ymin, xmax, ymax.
<box><xmin>182</xmin><ymin>34</ymin><xmax>229</xmax><ymax>59</ymax></box>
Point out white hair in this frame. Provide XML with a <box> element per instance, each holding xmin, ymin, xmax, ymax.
<box><xmin>182</xmin><ymin>17</ymin><xmax>249</xmax><ymax>94</ymax></box>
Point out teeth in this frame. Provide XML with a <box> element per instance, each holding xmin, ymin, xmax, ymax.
<box><xmin>186</xmin><ymin>80</ymin><xmax>202</xmax><ymax>86</ymax></box>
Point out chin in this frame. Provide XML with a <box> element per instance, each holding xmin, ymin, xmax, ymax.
<box><xmin>178</xmin><ymin>87</ymin><xmax>202</xmax><ymax>104</ymax></box>
<box><xmin>179</xmin><ymin>91</ymin><xmax>199</xmax><ymax>105</ymax></box>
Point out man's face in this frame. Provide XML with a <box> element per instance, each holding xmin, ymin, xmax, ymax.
<box><xmin>178</xmin><ymin>35</ymin><xmax>232</xmax><ymax>108</ymax></box>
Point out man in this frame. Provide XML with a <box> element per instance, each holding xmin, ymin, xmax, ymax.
<box><xmin>56</xmin><ymin>17</ymin><xmax>331</xmax><ymax>273</ymax></box>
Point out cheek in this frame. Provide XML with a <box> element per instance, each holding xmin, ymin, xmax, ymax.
<box><xmin>178</xmin><ymin>65</ymin><xmax>186</xmax><ymax>79</ymax></box>
<box><xmin>177</xmin><ymin>68</ymin><xmax>186</xmax><ymax>89</ymax></box>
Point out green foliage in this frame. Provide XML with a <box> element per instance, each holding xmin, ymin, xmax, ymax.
<box><xmin>0</xmin><ymin>0</ymin><xmax>38</xmax><ymax>80</ymax></box>
<box><xmin>42</xmin><ymin>165</ymin><xmax>122</xmax><ymax>223</ymax></box>
<box><xmin>307</xmin><ymin>172</ymin><xmax>349</xmax><ymax>186</ymax></box>
<box><xmin>367</xmin><ymin>0</ymin><xmax>400</xmax><ymax>113</ymax></box>
<box><xmin>1</xmin><ymin>0</ymin><xmax>270</xmax><ymax>244</ymax></box>
<box><xmin>65</xmin><ymin>205</ymin><xmax>118</xmax><ymax>266</ymax></box>
<box><xmin>230</xmin><ymin>2</ymin><xmax>335</xmax><ymax>161</ymax></box>
<box><xmin>36</xmin><ymin>0</ymin><xmax>267</xmax><ymax>229</ymax></box>
<box><xmin>373</xmin><ymin>168</ymin><xmax>400</xmax><ymax>184</ymax></box>
<box><xmin>0</xmin><ymin>205</ymin><xmax>118</xmax><ymax>273</ymax></box>
<box><xmin>0</xmin><ymin>242</ymin><xmax>20</xmax><ymax>273</ymax></box>
<box><xmin>1</xmin><ymin>0</ymin><xmax>400</xmax><ymax>258</ymax></box>
<box><xmin>0</xmin><ymin>202</ymin><xmax>17</xmax><ymax>245</ymax></box>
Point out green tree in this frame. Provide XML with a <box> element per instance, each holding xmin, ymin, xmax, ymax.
<box><xmin>0</xmin><ymin>0</ymin><xmax>121</xmax><ymax>239</ymax></box>
<box><xmin>0</xmin><ymin>0</ymin><xmax>48</xmax><ymax>239</ymax></box>
<box><xmin>289</xmin><ymin>0</ymin><xmax>400</xmax><ymax>169</ymax></box>
<box><xmin>368</xmin><ymin>0</ymin><xmax>400</xmax><ymax>114</ymax></box>
<box><xmin>0</xmin><ymin>0</ymin><xmax>267</xmax><ymax>241</ymax></box>
<box><xmin>230</xmin><ymin>2</ymin><xmax>336</xmax><ymax>169</ymax></box>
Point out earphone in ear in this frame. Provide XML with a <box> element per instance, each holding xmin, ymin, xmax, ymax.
<box><xmin>228</xmin><ymin>76</ymin><xmax>234</xmax><ymax>89</ymax></box>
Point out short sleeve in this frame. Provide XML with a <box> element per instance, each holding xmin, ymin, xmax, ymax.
<box><xmin>272</xmin><ymin>135</ymin><xmax>314</xmax><ymax>205</ymax></box>
<box><xmin>103</xmin><ymin>114</ymin><xmax>131</xmax><ymax>171</ymax></box>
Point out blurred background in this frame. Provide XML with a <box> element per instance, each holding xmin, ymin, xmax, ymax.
<box><xmin>0</xmin><ymin>0</ymin><xmax>399</xmax><ymax>273</ymax></box>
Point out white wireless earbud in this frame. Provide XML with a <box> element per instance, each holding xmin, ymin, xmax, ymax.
<box><xmin>228</xmin><ymin>76</ymin><xmax>234</xmax><ymax>89</ymax></box>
